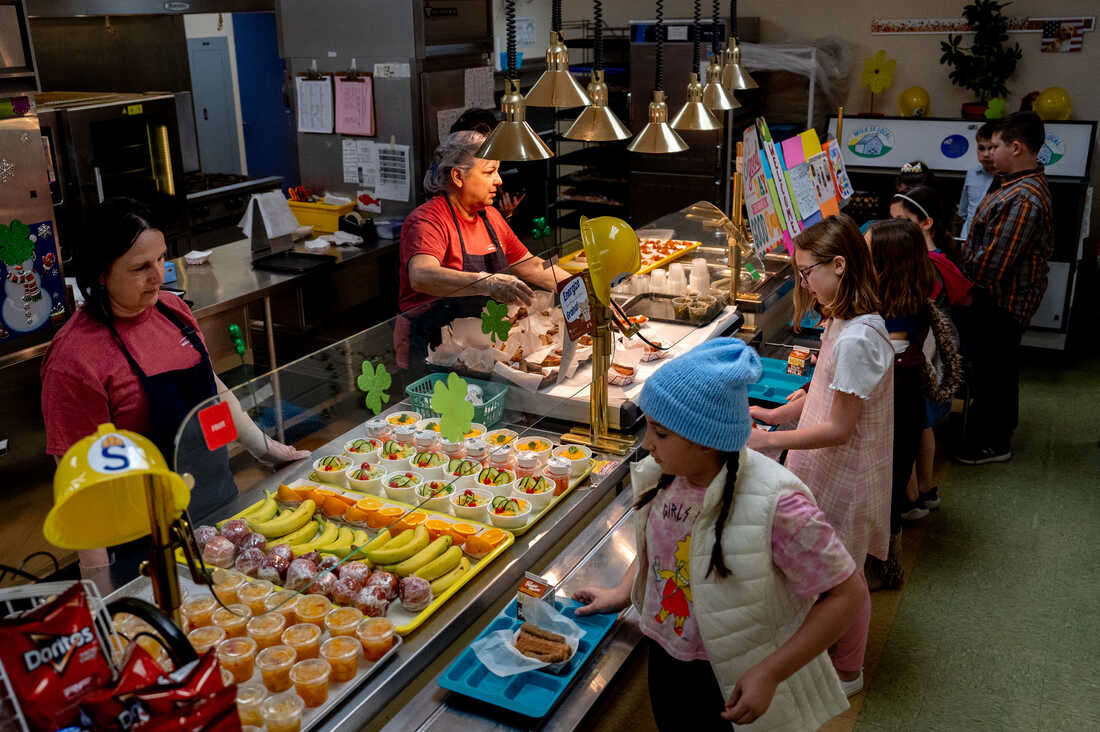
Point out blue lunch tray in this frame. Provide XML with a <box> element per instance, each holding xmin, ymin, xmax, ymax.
<box><xmin>438</xmin><ymin>597</ymin><xmax>619</xmax><ymax>719</ymax></box>
<box><xmin>747</xmin><ymin>356</ymin><xmax>813</xmax><ymax>405</ymax></box>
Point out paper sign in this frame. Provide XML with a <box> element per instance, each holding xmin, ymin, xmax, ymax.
<box><xmin>758</xmin><ymin>119</ymin><xmax>801</xmax><ymax>237</ymax></box>
<box><xmin>238</xmin><ymin>191</ymin><xmax>299</xmax><ymax>239</ymax></box>
<box><xmin>375</xmin><ymin>143</ymin><xmax>411</xmax><ymax>202</ymax></box>
<box><xmin>824</xmin><ymin>140</ymin><xmax>854</xmax><ymax>201</ymax></box>
<box><xmin>464</xmin><ymin>66</ymin><xmax>496</xmax><ymax>109</ymax></box>
<box><xmin>559</xmin><ymin>274</ymin><xmax>594</xmax><ymax>341</ymax></box>
<box><xmin>334</xmin><ymin>75</ymin><xmax>375</xmax><ymax>136</ymax></box>
<box><xmin>295</xmin><ymin>75</ymin><xmax>334</xmax><ymax>133</ymax></box>
<box><xmin>808</xmin><ymin>152</ymin><xmax>840</xmax><ymax>218</ymax></box>
<box><xmin>437</xmin><ymin>107</ymin><xmax>464</xmax><ymax>141</ymax></box>
<box><xmin>198</xmin><ymin>401</ymin><xmax>237</xmax><ymax>451</ymax></box>
<box><xmin>373</xmin><ymin>62</ymin><xmax>410</xmax><ymax>78</ymax></box>
<box><xmin>742</xmin><ymin>126</ymin><xmax>783</xmax><ymax>254</ymax></box>
<box><xmin>800</xmin><ymin>129</ymin><xmax>823</xmax><ymax>158</ymax></box>
<box><xmin>786</xmin><ymin>163</ymin><xmax>821</xmax><ymax>224</ymax></box>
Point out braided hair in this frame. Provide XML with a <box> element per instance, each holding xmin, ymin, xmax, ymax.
<box><xmin>634</xmin><ymin>450</ymin><xmax>741</xmax><ymax>579</ymax></box>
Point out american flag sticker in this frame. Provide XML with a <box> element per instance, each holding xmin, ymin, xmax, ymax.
<box><xmin>1041</xmin><ymin>18</ymin><xmax>1088</xmax><ymax>53</ymax></box>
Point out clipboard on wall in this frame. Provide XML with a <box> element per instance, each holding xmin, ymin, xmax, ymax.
<box><xmin>334</xmin><ymin>61</ymin><xmax>376</xmax><ymax>137</ymax></box>
<box><xmin>296</xmin><ymin>66</ymin><xmax>334</xmax><ymax>133</ymax></box>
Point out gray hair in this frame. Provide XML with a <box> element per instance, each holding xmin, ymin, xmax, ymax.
<box><xmin>422</xmin><ymin>130</ymin><xmax>487</xmax><ymax>195</ymax></box>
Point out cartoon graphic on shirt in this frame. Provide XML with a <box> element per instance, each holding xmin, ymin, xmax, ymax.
<box><xmin>652</xmin><ymin>535</ymin><xmax>692</xmax><ymax>636</ymax></box>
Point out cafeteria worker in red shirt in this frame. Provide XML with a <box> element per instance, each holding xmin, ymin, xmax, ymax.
<box><xmin>398</xmin><ymin>130</ymin><xmax>571</xmax><ymax>365</ymax></box>
<box><xmin>41</xmin><ymin>198</ymin><xmax>307</xmax><ymax>576</ymax></box>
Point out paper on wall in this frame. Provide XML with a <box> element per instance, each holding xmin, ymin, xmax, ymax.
<box><xmin>464</xmin><ymin>66</ymin><xmax>496</xmax><ymax>109</ymax></box>
<box><xmin>295</xmin><ymin>75</ymin><xmax>334</xmax><ymax>133</ymax></box>
<box><xmin>516</xmin><ymin>17</ymin><xmax>536</xmax><ymax>46</ymax></box>
<box><xmin>375</xmin><ymin>143</ymin><xmax>411</xmax><ymax>202</ymax></box>
<box><xmin>373</xmin><ymin>62</ymin><xmax>410</xmax><ymax>78</ymax></box>
<box><xmin>437</xmin><ymin>107</ymin><xmax>465</xmax><ymax>142</ymax></box>
<box><xmin>334</xmin><ymin>75</ymin><xmax>375</xmax><ymax>136</ymax></box>
<box><xmin>342</xmin><ymin>139</ymin><xmax>380</xmax><ymax>187</ymax></box>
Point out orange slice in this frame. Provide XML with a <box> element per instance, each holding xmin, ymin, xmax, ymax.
<box><xmin>393</xmin><ymin>511</ymin><xmax>428</xmax><ymax>534</ymax></box>
<box><xmin>448</xmin><ymin>523</ymin><xmax>478</xmax><ymax>546</ymax></box>
<box><xmin>310</xmin><ymin>487</ymin><xmax>339</xmax><ymax>504</ymax></box>
<box><xmin>277</xmin><ymin>484</ymin><xmax>304</xmax><ymax>502</ymax></box>
<box><xmin>321</xmin><ymin>495</ymin><xmax>348</xmax><ymax>517</ymax></box>
<box><xmin>343</xmin><ymin>504</ymin><xmax>370</xmax><ymax>523</ymax></box>
<box><xmin>369</xmin><ymin>506</ymin><xmax>403</xmax><ymax>530</ymax></box>
<box><xmin>478</xmin><ymin>528</ymin><xmax>508</xmax><ymax>547</ymax></box>
<box><xmin>424</xmin><ymin>519</ymin><xmax>452</xmax><ymax>541</ymax></box>
<box><xmin>463</xmin><ymin>534</ymin><xmax>493</xmax><ymax>559</ymax></box>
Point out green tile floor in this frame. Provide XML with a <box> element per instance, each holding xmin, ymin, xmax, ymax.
<box><xmin>854</xmin><ymin>349</ymin><xmax>1100</xmax><ymax>731</ymax></box>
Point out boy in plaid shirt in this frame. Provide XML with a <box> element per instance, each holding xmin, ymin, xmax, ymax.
<box><xmin>954</xmin><ymin>112</ymin><xmax>1054</xmax><ymax>464</ymax></box>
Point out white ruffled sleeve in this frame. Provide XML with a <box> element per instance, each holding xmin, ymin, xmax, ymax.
<box><xmin>829</xmin><ymin>319</ymin><xmax>892</xmax><ymax>399</ymax></box>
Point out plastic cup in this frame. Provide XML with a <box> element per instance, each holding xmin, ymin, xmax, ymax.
<box><xmin>181</xmin><ymin>595</ymin><xmax>217</xmax><ymax>629</ymax></box>
<box><xmin>356</xmin><ymin>617</ymin><xmax>395</xmax><ymax>662</ymax></box>
<box><xmin>246</xmin><ymin>611</ymin><xmax>287</xmax><ymax>650</ymax></box>
<box><xmin>294</xmin><ymin>594</ymin><xmax>332</xmax><ymax>628</ymax></box>
<box><xmin>212</xmin><ymin>603</ymin><xmax>253</xmax><ymax>638</ymax></box>
<box><xmin>187</xmin><ymin>625</ymin><xmax>226</xmax><ymax>656</ymax></box>
<box><xmin>221</xmin><ymin>667</ymin><xmax>235</xmax><ymax>687</ymax></box>
<box><xmin>264</xmin><ymin>590</ymin><xmax>299</xmax><ymax>625</ymax></box>
<box><xmin>289</xmin><ymin>658</ymin><xmax>331</xmax><ymax>707</ymax></box>
<box><xmin>212</xmin><ymin>568</ymin><xmax>246</xmax><ymax>605</ymax></box>
<box><xmin>255</xmin><ymin>644</ymin><xmax>297</xmax><ymax>693</ymax></box>
<box><xmin>324</xmin><ymin>606</ymin><xmax>364</xmax><ymax>638</ymax></box>
<box><xmin>260</xmin><ymin>691</ymin><xmax>305</xmax><ymax>732</ymax></box>
<box><xmin>216</xmin><ymin>636</ymin><xmax>258</xmax><ymax>683</ymax></box>
<box><xmin>235</xmin><ymin>682</ymin><xmax>267</xmax><ymax>726</ymax></box>
<box><xmin>238</xmin><ymin>580</ymin><xmax>274</xmax><ymax>615</ymax></box>
<box><xmin>281</xmin><ymin>622</ymin><xmax>322</xmax><ymax>660</ymax></box>
<box><xmin>321</xmin><ymin>635</ymin><xmax>361</xmax><ymax>682</ymax></box>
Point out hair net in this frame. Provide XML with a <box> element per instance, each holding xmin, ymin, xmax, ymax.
<box><xmin>423</xmin><ymin>130</ymin><xmax>487</xmax><ymax>195</ymax></box>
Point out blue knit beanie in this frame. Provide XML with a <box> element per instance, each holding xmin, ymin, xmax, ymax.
<box><xmin>638</xmin><ymin>338</ymin><xmax>762</xmax><ymax>452</ymax></box>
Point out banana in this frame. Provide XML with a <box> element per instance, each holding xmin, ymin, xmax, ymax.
<box><xmin>249</xmin><ymin>499</ymin><xmax>316</xmax><ymax>538</ymax></box>
<box><xmin>319</xmin><ymin>526</ymin><xmax>356</xmax><ymax>557</ymax></box>
<box><xmin>216</xmin><ymin>494</ymin><xmax>267</xmax><ymax>528</ymax></box>
<box><xmin>412</xmin><ymin>543</ymin><xmax>461</xmax><ymax>580</ymax></box>
<box><xmin>429</xmin><ymin>556</ymin><xmax>470</xmax><ymax>595</ymax></box>
<box><xmin>289</xmin><ymin>518</ymin><xmax>338</xmax><ymax>556</ymax></box>
<box><xmin>366</xmin><ymin>525</ymin><xmax>429</xmax><ymax>565</ymax></box>
<box><xmin>246</xmin><ymin>493</ymin><xmax>279</xmax><ymax>524</ymax></box>
<box><xmin>350</xmin><ymin>529</ymin><xmax>390</xmax><ymax>565</ymax></box>
<box><xmin>273</xmin><ymin>518</ymin><xmax>320</xmax><ymax>546</ymax></box>
<box><xmin>351</xmin><ymin>529</ymin><xmax>370</xmax><ymax>547</ymax></box>
<box><xmin>387</xmin><ymin>535</ymin><xmax>453</xmax><ymax>576</ymax></box>
<box><xmin>381</xmin><ymin>528</ymin><xmax>416</xmax><ymax>550</ymax></box>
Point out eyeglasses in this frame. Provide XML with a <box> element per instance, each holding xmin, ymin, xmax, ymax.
<box><xmin>798</xmin><ymin>261</ymin><xmax>826</xmax><ymax>285</ymax></box>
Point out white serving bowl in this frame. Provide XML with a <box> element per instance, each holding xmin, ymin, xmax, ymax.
<box><xmin>344</xmin><ymin>463</ymin><xmax>385</xmax><ymax>495</ymax></box>
<box><xmin>343</xmin><ymin>437</ymin><xmax>380</xmax><ymax>465</ymax></box>
<box><xmin>552</xmin><ymin>445</ymin><xmax>593</xmax><ymax>478</ymax></box>
<box><xmin>449</xmin><ymin>487</ymin><xmax>492</xmax><ymax>522</ymax></box>
<box><xmin>488</xmin><ymin>496</ymin><xmax>532</xmax><ymax>530</ymax></box>
<box><xmin>471</xmin><ymin>466</ymin><xmax>517</xmax><ymax>496</ymax></box>
<box><xmin>483</xmin><ymin>429</ymin><xmax>519</xmax><ymax>448</ymax></box>
<box><xmin>512</xmin><ymin>436</ymin><xmax>553</xmax><ymax>464</ymax></box>
<box><xmin>512</xmin><ymin>476</ymin><xmax>556</xmax><ymax>510</ymax></box>
<box><xmin>408</xmin><ymin>451</ymin><xmax>448</xmax><ymax>480</ymax></box>
<box><xmin>415</xmin><ymin>480</ymin><xmax>456</xmax><ymax>512</ymax></box>
<box><xmin>382</xmin><ymin>471</ymin><xmax>423</xmax><ymax>503</ymax></box>
<box><xmin>377</xmin><ymin>441</ymin><xmax>415</xmax><ymax>473</ymax></box>
<box><xmin>311</xmin><ymin>455</ymin><xmax>351</xmax><ymax>487</ymax></box>
<box><xmin>384</xmin><ymin>411</ymin><xmax>422</xmax><ymax>428</ymax></box>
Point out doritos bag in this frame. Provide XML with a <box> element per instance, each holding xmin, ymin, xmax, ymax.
<box><xmin>78</xmin><ymin>644</ymin><xmax>165</xmax><ymax>730</ymax></box>
<box><xmin>132</xmin><ymin>684</ymin><xmax>241</xmax><ymax>732</ymax></box>
<box><xmin>132</xmin><ymin>651</ymin><xmax>227</xmax><ymax>718</ymax></box>
<box><xmin>0</xmin><ymin>583</ymin><xmax>113</xmax><ymax>731</ymax></box>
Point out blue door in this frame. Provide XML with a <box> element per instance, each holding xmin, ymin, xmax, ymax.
<box><xmin>186</xmin><ymin>37</ymin><xmax>243</xmax><ymax>175</ymax></box>
<box><xmin>232</xmin><ymin>12</ymin><xmax>299</xmax><ymax>186</ymax></box>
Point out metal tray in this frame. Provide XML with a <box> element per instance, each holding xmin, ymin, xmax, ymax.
<box><xmin>252</xmin><ymin>250</ymin><xmax>334</xmax><ymax>274</ymax></box>
<box><xmin>438</xmin><ymin>597</ymin><xmax>618</xmax><ymax>719</ymax></box>
<box><xmin>618</xmin><ymin>292</ymin><xmax>722</xmax><ymax>328</ymax></box>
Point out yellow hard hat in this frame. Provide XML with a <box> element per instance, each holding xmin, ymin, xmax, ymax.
<box><xmin>1033</xmin><ymin>86</ymin><xmax>1071</xmax><ymax>121</ymax></box>
<box><xmin>898</xmin><ymin>86</ymin><xmax>930</xmax><ymax>117</ymax></box>
<box><xmin>579</xmin><ymin>215</ymin><xmax>640</xmax><ymax>306</ymax></box>
<box><xmin>44</xmin><ymin>424</ymin><xmax>191</xmax><ymax>550</ymax></box>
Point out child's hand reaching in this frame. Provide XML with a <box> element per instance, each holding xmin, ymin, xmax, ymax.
<box><xmin>749</xmin><ymin>405</ymin><xmax>775</xmax><ymax>424</ymax></box>
<box><xmin>571</xmin><ymin>585</ymin><xmax>630</xmax><ymax>617</ymax></box>
<box><xmin>722</xmin><ymin>663</ymin><xmax>781</xmax><ymax>725</ymax></box>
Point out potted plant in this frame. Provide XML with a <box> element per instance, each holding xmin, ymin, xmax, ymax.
<box><xmin>939</xmin><ymin>0</ymin><xmax>1022</xmax><ymax>119</ymax></box>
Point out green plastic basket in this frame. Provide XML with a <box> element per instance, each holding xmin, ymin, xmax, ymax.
<box><xmin>404</xmin><ymin>373</ymin><xmax>508</xmax><ymax>428</ymax></box>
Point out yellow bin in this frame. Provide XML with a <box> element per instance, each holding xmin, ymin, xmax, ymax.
<box><xmin>288</xmin><ymin>200</ymin><xmax>356</xmax><ymax>234</ymax></box>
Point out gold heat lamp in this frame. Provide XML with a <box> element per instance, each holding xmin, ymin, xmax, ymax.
<box><xmin>476</xmin><ymin>78</ymin><xmax>553</xmax><ymax>162</ymax></box>
<box><xmin>525</xmin><ymin>31</ymin><xmax>591</xmax><ymax>109</ymax></box>
<box><xmin>628</xmin><ymin>91</ymin><xmax>689</xmax><ymax>154</ymax></box>
<box><xmin>703</xmin><ymin>54</ymin><xmax>740</xmax><ymax>110</ymax></box>
<box><xmin>721</xmin><ymin>38</ymin><xmax>758</xmax><ymax>91</ymax></box>
<box><xmin>564</xmin><ymin>70</ymin><xmax>631</xmax><ymax>142</ymax></box>
<box><xmin>672</xmin><ymin>73</ymin><xmax>721</xmax><ymax>131</ymax></box>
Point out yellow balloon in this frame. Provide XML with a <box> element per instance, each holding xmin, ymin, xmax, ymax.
<box><xmin>1034</xmin><ymin>86</ymin><xmax>1072</xmax><ymax>121</ymax></box>
<box><xmin>898</xmin><ymin>86</ymin><xmax>930</xmax><ymax>118</ymax></box>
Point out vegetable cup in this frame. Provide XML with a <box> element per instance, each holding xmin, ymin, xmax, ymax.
<box><xmin>345</xmin><ymin>462</ymin><xmax>385</xmax><ymax>495</ymax></box>
<box><xmin>312</xmin><ymin>455</ymin><xmax>351</xmax><ymax>487</ymax></box>
<box><xmin>383</xmin><ymin>471</ymin><xmax>423</xmax><ymax>503</ymax></box>
<box><xmin>552</xmin><ymin>444</ymin><xmax>593</xmax><ymax>477</ymax></box>
<box><xmin>415</xmin><ymin>480</ymin><xmax>455</xmax><ymax>512</ymax></box>
<box><xmin>488</xmin><ymin>496</ymin><xmax>531</xmax><ymax>530</ymax></box>
<box><xmin>512</xmin><ymin>475</ymin><xmax>555</xmax><ymax>509</ymax></box>
<box><xmin>450</xmin><ymin>487</ymin><xmax>492</xmax><ymax>522</ymax></box>
<box><xmin>343</xmin><ymin>437</ymin><xmax>380</xmax><ymax>464</ymax></box>
<box><xmin>378</xmin><ymin>439</ymin><xmax>415</xmax><ymax>472</ymax></box>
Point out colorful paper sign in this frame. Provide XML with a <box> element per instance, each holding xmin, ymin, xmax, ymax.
<box><xmin>430</xmin><ymin>372</ymin><xmax>475</xmax><ymax>443</ymax></box>
<box><xmin>198</xmin><ymin>401</ymin><xmax>238</xmax><ymax>451</ymax></box>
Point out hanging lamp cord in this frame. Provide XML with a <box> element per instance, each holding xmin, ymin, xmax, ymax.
<box><xmin>729</xmin><ymin>0</ymin><xmax>738</xmax><ymax>40</ymax></box>
<box><xmin>692</xmin><ymin>0</ymin><xmax>701</xmax><ymax>71</ymax></box>
<box><xmin>593</xmin><ymin>0</ymin><xmax>603</xmax><ymax>70</ymax></box>
<box><xmin>711</xmin><ymin>0</ymin><xmax>721</xmax><ymax>57</ymax></box>
<box><xmin>506</xmin><ymin>0</ymin><xmax>517</xmax><ymax>79</ymax></box>
<box><xmin>655</xmin><ymin>0</ymin><xmax>664</xmax><ymax>91</ymax></box>
<box><xmin>553</xmin><ymin>0</ymin><xmax>562</xmax><ymax>34</ymax></box>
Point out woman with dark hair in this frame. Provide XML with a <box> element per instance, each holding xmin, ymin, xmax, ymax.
<box><xmin>41</xmin><ymin>198</ymin><xmax>306</xmax><ymax>575</ymax></box>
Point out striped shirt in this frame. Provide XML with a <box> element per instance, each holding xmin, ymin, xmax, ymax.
<box><xmin>961</xmin><ymin>167</ymin><xmax>1054</xmax><ymax>326</ymax></box>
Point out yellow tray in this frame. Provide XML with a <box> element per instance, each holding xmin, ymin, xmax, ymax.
<box><xmin>558</xmin><ymin>240</ymin><xmax>702</xmax><ymax>276</ymax></box>
<box><xmin>180</xmin><ymin>489</ymin><xmax>514</xmax><ymax>636</ymax></box>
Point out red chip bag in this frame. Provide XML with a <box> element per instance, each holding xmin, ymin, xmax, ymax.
<box><xmin>78</xmin><ymin>644</ymin><xmax>164</xmax><ymax>730</ymax></box>
<box><xmin>0</xmin><ymin>583</ymin><xmax>113</xmax><ymax>731</ymax></box>
<box><xmin>133</xmin><ymin>650</ymin><xmax>226</xmax><ymax>717</ymax></box>
<box><xmin>133</xmin><ymin>683</ymin><xmax>241</xmax><ymax>732</ymax></box>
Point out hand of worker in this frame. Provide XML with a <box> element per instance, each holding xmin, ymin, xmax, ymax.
<box><xmin>260</xmin><ymin>439</ymin><xmax>311</xmax><ymax>466</ymax></box>
<box><xmin>483</xmin><ymin>272</ymin><xmax>534</xmax><ymax>306</ymax></box>
<box><xmin>722</xmin><ymin>662</ymin><xmax>780</xmax><ymax>724</ymax></box>
<box><xmin>497</xmin><ymin>192</ymin><xmax>526</xmax><ymax>219</ymax></box>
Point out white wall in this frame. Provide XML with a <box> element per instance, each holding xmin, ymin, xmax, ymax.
<box><xmin>183</xmin><ymin>13</ymin><xmax>248</xmax><ymax>175</ymax></box>
<box><xmin>492</xmin><ymin>0</ymin><xmax>553</xmax><ymax>71</ymax></box>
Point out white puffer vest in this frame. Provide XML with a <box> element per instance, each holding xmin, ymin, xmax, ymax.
<box><xmin>630</xmin><ymin>450</ymin><xmax>849</xmax><ymax>731</ymax></box>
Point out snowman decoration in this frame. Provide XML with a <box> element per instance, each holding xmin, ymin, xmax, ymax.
<box><xmin>1</xmin><ymin>219</ymin><xmax>53</xmax><ymax>334</ymax></box>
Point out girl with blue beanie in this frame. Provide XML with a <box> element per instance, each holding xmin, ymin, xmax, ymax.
<box><xmin>749</xmin><ymin>214</ymin><xmax>894</xmax><ymax>696</ymax></box>
<box><xmin>573</xmin><ymin>338</ymin><xmax>863</xmax><ymax>730</ymax></box>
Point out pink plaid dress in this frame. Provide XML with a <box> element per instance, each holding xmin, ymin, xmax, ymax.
<box><xmin>785</xmin><ymin>315</ymin><xmax>894</xmax><ymax>565</ymax></box>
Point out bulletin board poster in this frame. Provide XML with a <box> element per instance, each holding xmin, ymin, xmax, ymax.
<box><xmin>0</xmin><ymin>219</ymin><xmax>67</xmax><ymax>343</ymax></box>
<box><xmin>742</xmin><ymin>126</ymin><xmax>784</xmax><ymax>256</ymax></box>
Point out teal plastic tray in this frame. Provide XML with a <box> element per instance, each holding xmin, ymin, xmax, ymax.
<box><xmin>748</xmin><ymin>356</ymin><xmax>813</xmax><ymax>405</ymax></box>
<box><xmin>438</xmin><ymin>598</ymin><xmax>618</xmax><ymax>719</ymax></box>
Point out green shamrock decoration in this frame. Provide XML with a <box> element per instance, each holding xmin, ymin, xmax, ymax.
<box><xmin>985</xmin><ymin>98</ymin><xmax>1006</xmax><ymax>120</ymax></box>
<box><xmin>481</xmin><ymin>299</ymin><xmax>512</xmax><ymax>344</ymax></box>
<box><xmin>0</xmin><ymin>220</ymin><xmax>34</xmax><ymax>267</ymax></box>
<box><xmin>430</xmin><ymin>372</ymin><xmax>474</xmax><ymax>443</ymax></box>
<box><xmin>357</xmin><ymin>360</ymin><xmax>392</xmax><ymax>415</ymax></box>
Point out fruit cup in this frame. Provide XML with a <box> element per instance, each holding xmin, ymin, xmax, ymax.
<box><xmin>187</xmin><ymin>625</ymin><xmax>226</xmax><ymax>656</ymax></box>
<box><xmin>238</xmin><ymin>580</ymin><xmax>274</xmax><ymax>615</ymax></box>
<box><xmin>356</xmin><ymin>617</ymin><xmax>395</xmax><ymax>662</ymax></box>
<box><xmin>211</xmin><ymin>569</ymin><xmax>246</xmax><ymax>605</ymax></box>
<box><xmin>246</xmin><ymin>612</ymin><xmax>287</xmax><ymax>650</ymax></box>
<box><xmin>325</xmin><ymin>606</ymin><xmax>364</xmax><ymax>638</ymax></box>
<box><xmin>261</xmin><ymin>692</ymin><xmax>305</xmax><ymax>732</ymax></box>
<box><xmin>181</xmin><ymin>595</ymin><xmax>217</xmax><ymax>629</ymax></box>
<box><xmin>213</xmin><ymin>604</ymin><xmax>253</xmax><ymax>638</ymax></box>
<box><xmin>255</xmin><ymin>644</ymin><xmax>297</xmax><ymax>693</ymax></box>
<box><xmin>289</xmin><ymin>658</ymin><xmax>332</xmax><ymax>707</ymax></box>
<box><xmin>294</xmin><ymin>594</ymin><xmax>332</xmax><ymax>628</ymax></box>
<box><xmin>235</xmin><ymin>682</ymin><xmax>267</xmax><ymax>726</ymax></box>
<box><xmin>216</xmin><ymin>636</ymin><xmax>258</xmax><ymax>683</ymax></box>
<box><xmin>321</xmin><ymin>635</ymin><xmax>361</xmax><ymax>682</ymax></box>
<box><xmin>264</xmin><ymin>590</ymin><xmax>299</xmax><ymax>625</ymax></box>
<box><xmin>281</xmin><ymin>622</ymin><xmax>322</xmax><ymax>660</ymax></box>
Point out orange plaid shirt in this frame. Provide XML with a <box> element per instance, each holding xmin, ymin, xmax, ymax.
<box><xmin>961</xmin><ymin>167</ymin><xmax>1054</xmax><ymax>325</ymax></box>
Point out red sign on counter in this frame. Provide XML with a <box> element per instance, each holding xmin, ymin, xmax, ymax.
<box><xmin>197</xmin><ymin>401</ymin><xmax>237</xmax><ymax>451</ymax></box>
